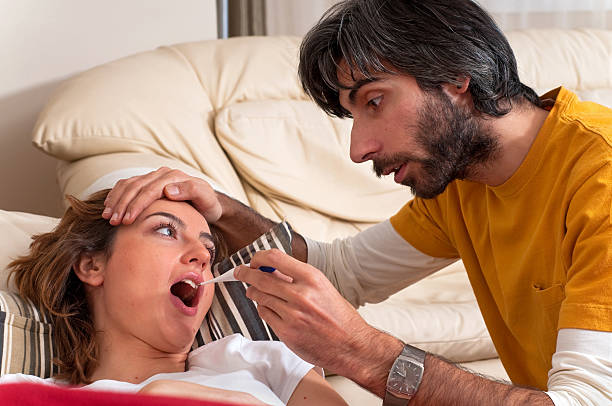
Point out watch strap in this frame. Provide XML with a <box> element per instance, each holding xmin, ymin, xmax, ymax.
<box><xmin>383</xmin><ymin>344</ymin><xmax>426</xmax><ymax>406</ymax></box>
<box><xmin>383</xmin><ymin>391</ymin><xmax>414</xmax><ymax>406</ymax></box>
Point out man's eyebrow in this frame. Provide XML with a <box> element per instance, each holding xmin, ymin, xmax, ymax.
<box><xmin>348</xmin><ymin>78</ymin><xmax>379</xmax><ymax>104</ymax></box>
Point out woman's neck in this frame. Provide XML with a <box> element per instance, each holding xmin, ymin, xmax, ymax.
<box><xmin>88</xmin><ymin>332</ymin><xmax>189</xmax><ymax>384</ymax></box>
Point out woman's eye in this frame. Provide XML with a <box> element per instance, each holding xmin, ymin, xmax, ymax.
<box><xmin>155</xmin><ymin>223</ymin><xmax>176</xmax><ymax>238</ymax></box>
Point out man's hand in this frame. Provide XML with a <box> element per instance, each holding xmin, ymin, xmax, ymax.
<box><xmin>234</xmin><ymin>249</ymin><xmax>404</xmax><ymax>394</ymax></box>
<box><xmin>139</xmin><ymin>379</ymin><xmax>269</xmax><ymax>405</ymax></box>
<box><xmin>100</xmin><ymin>167</ymin><xmax>308</xmax><ymax>260</ymax></box>
<box><xmin>102</xmin><ymin>167</ymin><xmax>222</xmax><ymax>225</ymax></box>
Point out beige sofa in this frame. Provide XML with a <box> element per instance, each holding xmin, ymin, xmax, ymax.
<box><xmin>2</xmin><ymin>29</ymin><xmax>612</xmax><ymax>404</ymax></box>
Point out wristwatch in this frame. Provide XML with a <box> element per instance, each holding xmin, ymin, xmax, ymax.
<box><xmin>383</xmin><ymin>344</ymin><xmax>426</xmax><ymax>406</ymax></box>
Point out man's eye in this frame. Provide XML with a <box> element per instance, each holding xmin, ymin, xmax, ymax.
<box><xmin>368</xmin><ymin>96</ymin><xmax>382</xmax><ymax>108</ymax></box>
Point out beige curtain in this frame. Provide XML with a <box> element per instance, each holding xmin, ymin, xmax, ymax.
<box><xmin>478</xmin><ymin>0</ymin><xmax>612</xmax><ymax>31</ymax></box>
<box><xmin>228</xmin><ymin>0</ymin><xmax>266</xmax><ymax>37</ymax></box>
<box><xmin>263</xmin><ymin>0</ymin><xmax>612</xmax><ymax>37</ymax></box>
<box><xmin>265</xmin><ymin>0</ymin><xmax>336</xmax><ymax>36</ymax></box>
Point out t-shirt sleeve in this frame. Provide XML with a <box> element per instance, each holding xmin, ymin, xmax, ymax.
<box><xmin>390</xmin><ymin>195</ymin><xmax>459</xmax><ymax>259</ymax></box>
<box><xmin>238</xmin><ymin>337</ymin><xmax>314</xmax><ymax>404</ymax></box>
<box><xmin>306</xmin><ymin>220</ymin><xmax>457</xmax><ymax>306</ymax></box>
<box><xmin>559</xmin><ymin>162</ymin><xmax>612</xmax><ymax>331</ymax></box>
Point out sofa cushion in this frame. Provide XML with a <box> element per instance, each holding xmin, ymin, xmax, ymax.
<box><xmin>214</xmin><ymin>99</ymin><xmax>414</xmax><ymax>241</ymax></box>
<box><xmin>507</xmin><ymin>29</ymin><xmax>612</xmax><ymax>107</ymax></box>
<box><xmin>0</xmin><ymin>210</ymin><xmax>60</xmax><ymax>292</ymax></box>
<box><xmin>358</xmin><ymin>262</ymin><xmax>498</xmax><ymax>362</ymax></box>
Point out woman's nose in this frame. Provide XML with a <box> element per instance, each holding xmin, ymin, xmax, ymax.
<box><xmin>349</xmin><ymin>120</ymin><xmax>381</xmax><ymax>163</ymax></box>
<box><xmin>181</xmin><ymin>244</ymin><xmax>211</xmax><ymax>268</ymax></box>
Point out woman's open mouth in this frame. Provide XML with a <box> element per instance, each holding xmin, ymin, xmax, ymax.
<box><xmin>170</xmin><ymin>278</ymin><xmax>202</xmax><ymax>315</ymax></box>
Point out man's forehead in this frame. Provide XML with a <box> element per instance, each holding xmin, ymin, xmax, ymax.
<box><xmin>336</xmin><ymin>57</ymin><xmax>401</xmax><ymax>90</ymax></box>
<box><xmin>336</xmin><ymin>58</ymin><xmax>369</xmax><ymax>88</ymax></box>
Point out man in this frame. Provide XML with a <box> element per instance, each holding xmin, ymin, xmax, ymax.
<box><xmin>103</xmin><ymin>0</ymin><xmax>611</xmax><ymax>404</ymax></box>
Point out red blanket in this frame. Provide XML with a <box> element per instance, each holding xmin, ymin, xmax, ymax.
<box><xmin>0</xmin><ymin>383</ymin><xmax>251</xmax><ymax>406</ymax></box>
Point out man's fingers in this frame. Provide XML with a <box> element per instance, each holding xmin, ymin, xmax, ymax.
<box><xmin>105</xmin><ymin>168</ymin><xmax>194</xmax><ymax>225</ymax></box>
<box><xmin>247</xmin><ymin>288</ymin><xmax>286</xmax><ymax>319</ymax></box>
<box><xmin>122</xmin><ymin>169</ymin><xmax>196</xmax><ymax>224</ymax></box>
<box><xmin>104</xmin><ymin>167</ymin><xmax>173</xmax><ymax>224</ymax></box>
<box><xmin>247</xmin><ymin>249</ymin><xmax>311</xmax><ymax>282</ymax></box>
<box><xmin>103</xmin><ymin>168</ymin><xmax>223</xmax><ymax>228</ymax></box>
<box><xmin>163</xmin><ymin>180</ymin><xmax>222</xmax><ymax>223</ymax></box>
<box><xmin>106</xmin><ymin>178</ymin><xmax>155</xmax><ymax>225</ymax></box>
<box><xmin>256</xmin><ymin>304</ymin><xmax>288</xmax><ymax>337</ymax></box>
<box><xmin>104</xmin><ymin>167</ymin><xmax>170</xmax><ymax>209</ymax></box>
<box><xmin>236</xmin><ymin>265</ymin><xmax>296</xmax><ymax>299</ymax></box>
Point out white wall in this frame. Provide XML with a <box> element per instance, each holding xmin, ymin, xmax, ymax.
<box><xmin>0</xmin><ymin>0</ymin><xmax>217</xmax><ymax>217</ymax></box>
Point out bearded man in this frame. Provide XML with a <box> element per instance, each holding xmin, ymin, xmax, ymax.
<box><xmin>103</xmin><ymin>1</ymin><xmax>612</xmax><ymax>404</ymax></box>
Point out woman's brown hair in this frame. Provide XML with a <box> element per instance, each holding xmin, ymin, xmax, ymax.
<box><xmin>8</xmin><ymin>189</ymin><xmax>225</xmax><ymax>385</ymax></box>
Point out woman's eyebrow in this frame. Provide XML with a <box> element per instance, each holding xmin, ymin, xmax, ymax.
<box><xmin>145</xmin><ymin>211</ymin><xmax>185</xmax><ymax>228</ymax></box>
<box><xmin>199</xmin><ymin>232</ymin><xmax>214</xmax><ymax>245</ymax></box>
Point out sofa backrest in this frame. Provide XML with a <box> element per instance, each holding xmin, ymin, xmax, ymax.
<box><xmin>32</xmin><ymin>30</ymin><xmax>612</xmax><ymax>241</ymax></box>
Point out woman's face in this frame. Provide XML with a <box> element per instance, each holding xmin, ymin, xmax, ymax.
<box><xmin>93</xmin><ymin>199</ymin><xmax>215</xmax><ymax>354</ymax></box>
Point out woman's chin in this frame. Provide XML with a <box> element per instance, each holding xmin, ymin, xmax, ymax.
<box><xmin>158</xmin><ymin>327</ymin><xmax>200</xmax><ymax>353</ymax></box>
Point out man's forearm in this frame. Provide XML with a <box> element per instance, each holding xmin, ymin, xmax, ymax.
<box><xmin>410</xmin><ymin>355</ymin><xmax>554</xmax><ymax>405</ymax></box>
<box><xmin>354</xmin><ymin>336</ymin><xmax>554</xmax><ymax>405</ymax></box>
<box><xmin>215</xmin><ymin>192</ymin><xmax>308</xmax><ymax>261</ymax></box>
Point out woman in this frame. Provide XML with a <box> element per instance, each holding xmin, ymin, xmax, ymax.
<box><xmin>2</xmin><ymin>190</ymin><xmax>347</xmax><ymax>406</ymax></box>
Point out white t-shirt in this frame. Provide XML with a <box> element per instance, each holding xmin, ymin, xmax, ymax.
<box><xmin>0</xmin><ymin>334</ymin><xmax>313</xmax><ymax>406</ymax></box>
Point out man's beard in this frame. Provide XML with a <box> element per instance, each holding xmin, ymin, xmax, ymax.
<box><xmin>373</xmin><ymin>88</ymin><xmax>499</xmax><ymax>199</ymax></box>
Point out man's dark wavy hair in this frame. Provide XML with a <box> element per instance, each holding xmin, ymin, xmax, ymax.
<box><xmin>298</xmin><ymin>0</ymin><xmax>540</xmax><ymax>118</ymax></box>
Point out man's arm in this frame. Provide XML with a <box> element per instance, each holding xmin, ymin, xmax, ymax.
<box><xmin>413</xmin><ymin>355</ymin><xmax>552</xmax><ymax>405</ymax></box>
<box><xmin>101</xmin><ymin>167</ymin><xmax>308</xmax><ymax>261</ymax></box>
<box><xmin>214</xmin><ymin>191</ymin><xmax>308</xmax><ymax>262</ymax></box>
<box><xmin>305</xmin><ymin>220</ymin><xmax>457</xmax><ymax>306</ymax></box>
<box><xmin>235</xmin><ymin>250</ymin><xmax>558</xmax><ymax>406</ymax></box>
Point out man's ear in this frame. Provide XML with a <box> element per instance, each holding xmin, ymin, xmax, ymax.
<box><xmin>73</xmin><ymin>251</ymin><xmax>106</xmax><ymax>287</ymax></box>
<box><xmin>441</xmin><ymin>76</ymin><xmax>471</xmax><ymax>103</ymax></box>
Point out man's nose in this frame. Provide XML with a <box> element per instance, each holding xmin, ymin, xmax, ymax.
<box><xmin>349</xmin><ymin>120</ymin><xmax>380</xmax><ymax>163</ymax></box>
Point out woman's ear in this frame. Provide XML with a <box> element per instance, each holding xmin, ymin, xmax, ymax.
<box><xmin>73</xmin><ymin>252</ymin><xmax>106</xmax><ymax>287</ymax></box>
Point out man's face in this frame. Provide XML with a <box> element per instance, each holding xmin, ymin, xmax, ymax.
<box><xmin>337</xmin><ymin>62</ymin><xmax>499</xmax><ymax>198</ymax></box>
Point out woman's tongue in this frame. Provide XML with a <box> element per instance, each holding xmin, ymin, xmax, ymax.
<box><xmin>170</xmin><ymin>282</ymin><xmax>195</xmax><ymax>306</ymax></box>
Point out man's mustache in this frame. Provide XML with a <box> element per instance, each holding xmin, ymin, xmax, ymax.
<box><xmin>372</xmin><ymin>155</ymin><xmax>426</xmax><ymax>177</ymax></box>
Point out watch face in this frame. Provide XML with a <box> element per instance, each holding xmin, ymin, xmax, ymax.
<box><xmin>387</xmin><ymin>357</ymin><xmax>422</xmax><ymax>395</ymax></box>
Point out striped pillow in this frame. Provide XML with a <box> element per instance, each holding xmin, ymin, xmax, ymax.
<box><xmin>194</xmin><ymin>221</ymin><xmax>292</xmax><ymax>345</ymax></box>
<box><xmin>0</xmin><ymin>291</ymin><xmax>57</xmax><ymax>377</ymax></box>
<box><xmin>0</xmin><ymin>222</ymin><xmax>291</xmax><ymax>377</ymax></box>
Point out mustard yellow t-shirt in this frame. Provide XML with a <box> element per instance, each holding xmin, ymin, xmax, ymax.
<box><xmin>390</xmin><ymin>87</ymin><xmax>612</xmax><ymax>390</ymax></box>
